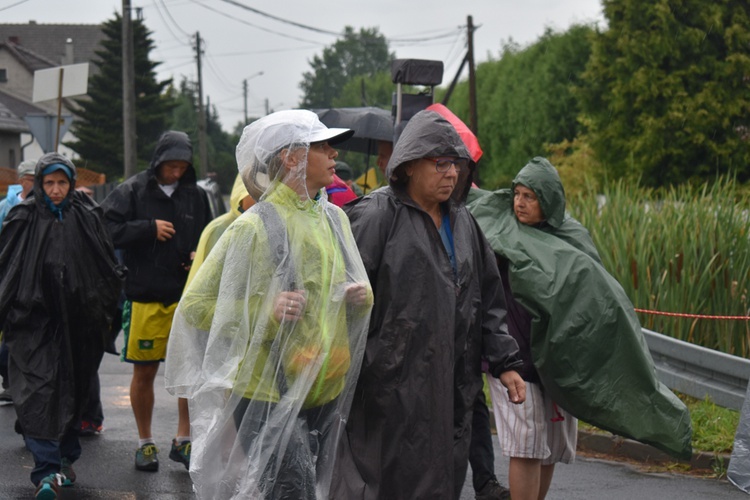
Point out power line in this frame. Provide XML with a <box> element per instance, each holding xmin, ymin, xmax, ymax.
<box><xmin>200</xmin><ymin>0</ymin><xmax>462</xmax><ymax>45</ymax></box>
<box><xmin>202</xmin><ymin>49</ymin><xmax>240</xmax><ymax>93</ymax></box>
<box><xmin>201</xmin><ymin>45</ymin><xmax>321</xmax><ymax>58</ymax></box>
<box><xmin>158</xmin><ymin>0</ymin><xmax>191</xmax><ymax>37</ymax></box>
<box><xmin>442</xmin><ymin>29</ymin><xmax>466</xmax><ymax>72</ymax></box>
<box><xmin>189</xmin><ymin>0</ymin><xmax>326</xmax><ymax>45</ymax></box>
<box><xmin>150</xmin><ymin>0</ymin><xmax>191</xmax><ymax>46</ymax></box>
<box><xmin>388</xmin><ymin>27</ymin><xmax>464</xmax><ymax>43</ymax></box>
<box><xmin>217</xmin><ymin>0</ymin><xmax>341</xmax><ymax>36</ymax></box>
<box><xmin>0</xmin><ymin>0</ymin><xmax>30</xmax><ymax>13</ymax></box>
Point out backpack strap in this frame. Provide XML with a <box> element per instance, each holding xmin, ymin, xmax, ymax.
<box><xmin>254</xmin><ymin>201</ymin><xmax>296</xmax><ymax>290</ymax></box>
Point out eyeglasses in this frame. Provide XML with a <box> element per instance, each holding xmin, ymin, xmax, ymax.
<box><xmin>425</xmin><ymin>157</ymin><xmax>469</xmax><ymax>173</ymax></box>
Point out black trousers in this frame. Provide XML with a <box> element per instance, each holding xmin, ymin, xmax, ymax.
<box><xmin>469</xmin><ymin>390</ymin><xmax>496</xmax><ymax>491</ymax></box>
<box><xmin>233</xmin><ymin>397</ymin><xmax>338</xmax><ymax>500</ymax></box>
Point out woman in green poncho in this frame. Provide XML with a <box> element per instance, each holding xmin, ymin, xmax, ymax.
<box><xmin>468</xmin><ymin>157</ymin><xmax>692</xmax><ymax>500</ymax></box>
<box><xmin>487</xmin><ymin>158</ymin><xmax>585</xmax><ymax>500</ymax></box>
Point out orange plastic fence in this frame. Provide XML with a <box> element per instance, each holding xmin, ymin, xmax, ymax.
<box><xmin>0</xmin><ymin>166</ymin><xmax>105</xmax><ymax>196</ymax></box>
<box><xmin>634</xmin><ymin>308</ymin><xmax>750</xmax><ymax>321</ymax></box>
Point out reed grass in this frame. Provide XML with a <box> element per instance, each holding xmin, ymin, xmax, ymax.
<box><xmin>569</xmin><ymin>178</ymin><xmax>750</xmax><ymax>357</ymax></box>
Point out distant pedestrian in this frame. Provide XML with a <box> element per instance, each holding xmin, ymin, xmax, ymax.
<box><xmin>333</xmin><ymin>160</ymin><xmax>363</xmax><ymax>196</ymax></box>
<box><xmin>101</xmin><ymin>131</ymin><xmax>211</xmax><ymax>473</ymax></box>
<box><xmin>0</xmin><ymin>159</ymin><xmax>36</xmax><ymax>404</ymax></box>
<box><xmin>0</xmin><ymin>153</ymin><xmax>124</xmax><ymax>499</ymax></box>
<box><xmin>0</xmin><ymin>158</ymin><xmax>36</xmax><ymax>225</ymax></box>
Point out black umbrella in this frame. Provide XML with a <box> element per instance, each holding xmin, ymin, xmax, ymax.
<box><xmin>315</xmin><ymin>107</ymin><xmax>394</xmax><ymax>156</ymax></box>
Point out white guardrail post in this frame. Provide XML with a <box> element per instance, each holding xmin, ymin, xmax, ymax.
<box><xmin>643</xmin><ymin>328</ymin><xmax>750</xmax><ymax>410</ymax></box>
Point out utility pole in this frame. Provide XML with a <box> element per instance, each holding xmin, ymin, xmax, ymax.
<box><xmin>467</xmin><ymin>15</ymin><xmax>478</xmax><ymax>136</ymax></box>
<box><xmin>467</xmin><ymin>15</ymin><xmax>480</xmax><ymax>184</ymax></box>
<box><xmin>122</xmin><ymin>0</ymin><xmax>137</xmax><ymax>179</ymax></box>
<box><xmin>243</xmin><ymin>79</ymin><xmax>248</xmax><ymax>124</ymax></box>
<box><xmin>194</xmin><ymin>32</ymin><xmax>208</xmax><ymax>178</ymax></box>
<box><xmin>265</xmin><ymin>98</ymin><xmax>269</xmax><ymax>116</ymax></box>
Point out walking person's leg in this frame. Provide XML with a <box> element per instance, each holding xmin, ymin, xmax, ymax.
<box><xmin>123</xmin><ymin>300</ymin><xmax>179</xmax><ymax>471</ymax></box>
<box><xmin>471</xmin><ymin>390</ymin><xmax>510</xmax><ymax>499</ymax></box>
<box><xmin>131</xmin><ymin>361</ymin><xmax>160</xmax><ymax>470</ymax></box>
<box><xmin>0</xmin><ymin>340</ymin><xmax>11</xmax><ymax>402</ymax></box>
<box><xmin>169</xmin><ymin>397</ymin><xmax>192</xmax><ymax>469</ymax></box>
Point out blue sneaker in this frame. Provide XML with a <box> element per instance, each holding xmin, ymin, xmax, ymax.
<box><xmin>34</xmin><ymin>473</ymin><xmax>61</xmax><ymax>500</ymax></box>
<box><xmin>169</xmin><ymin>439</ymin><xmax>191</xmax><ymax>470</ymax></box>
<box><xmin>135</xmin><ymin>443</ymin><xmax>159</xmax><ymax>471</ymax></box>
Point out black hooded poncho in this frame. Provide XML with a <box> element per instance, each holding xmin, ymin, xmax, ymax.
<box><xmin>333</xmin><ymin>110</ymin><xmax>522</xmax><ymax>499</ymax></box>
<box><xmin>0</xmin><ymin>153</ymin><xmax>124</xmax><ymax>440</ymax></box>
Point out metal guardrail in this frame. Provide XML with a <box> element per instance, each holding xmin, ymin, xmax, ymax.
<box><xmin>644</xmin><ymin>328</ymin><xmax>750</xmax><ymax>410</ymax></box>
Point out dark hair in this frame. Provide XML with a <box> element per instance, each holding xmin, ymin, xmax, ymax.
<box><xmin>390</xmin><ymin>159</ymin><xmax>416</xmax><ymax>186</ymax></box>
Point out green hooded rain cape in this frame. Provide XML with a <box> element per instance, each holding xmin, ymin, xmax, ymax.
<box><xmin>467</xmin><ymin>157</ymin><xmax>692</xmax><ymax>460</ymax></box>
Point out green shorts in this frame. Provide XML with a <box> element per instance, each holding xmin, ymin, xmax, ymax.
<box><xmin>121</xmin><ymin>300</ymin><xmax>178</xmax><ymax>363</ymax></box>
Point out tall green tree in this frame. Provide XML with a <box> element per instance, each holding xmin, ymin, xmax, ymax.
<box><xmin>580</xmin><ymin>0</ymin><xmax>750</xmax><ymax>186</ymax></box>
<box><xmin>446</xmin><ymin>26</ymin><xmax>594</xmax><ymax>188</ymax></box>
<box><xmin>67</xmin><ymin>14</ymin><xmax>174</xmax><ymax>180</ymax></box>
<box><xmin>299</xmin><ymin>26</ymin><xmax>394</xmax><ymax>108</ymax></box>
<box><xmin>333</xmin><ymin>71</ymin><xmax>393</xmax><ymax>108</ymax></box>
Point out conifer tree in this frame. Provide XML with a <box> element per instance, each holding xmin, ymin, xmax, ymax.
<box><xmin>67</xmin><ymin>14</ymin><xmax>174</xmax><ymax>180</ymax></box>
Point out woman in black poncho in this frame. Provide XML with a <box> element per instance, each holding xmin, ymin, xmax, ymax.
<box><xmin>0</xmin><ymin>153</ymin><xmax>124</xmax><ymax>499</ymax></box>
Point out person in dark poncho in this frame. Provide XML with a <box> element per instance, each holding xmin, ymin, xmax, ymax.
<box><xmin>332</xmin><ymin>109</ymin><xmax>526</xmax><ymax>500</ymax></box>
<box><xmin>0</xmin><ymin>153</ymin><xmax>124</xmax><ymax>499</ymax></box>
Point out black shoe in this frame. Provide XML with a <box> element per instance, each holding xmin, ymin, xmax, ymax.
<box><xmin>476</xmin><ymin>477</ymin><xmax>511</xmax><ymax>500</ymax></box>
<box><xmin>0</xmin><ymin>387</ymin><xmax>12</xmax><ymax>403</ymax></box>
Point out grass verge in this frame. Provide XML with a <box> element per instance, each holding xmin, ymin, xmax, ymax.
<box><xmin>578</xmin><ymin>392</ymin><xmax>740</xmax><ymax>477</ymax></box>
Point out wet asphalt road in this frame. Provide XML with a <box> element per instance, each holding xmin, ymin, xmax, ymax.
<box><xmin>0</xmin><ymin>342</ymin><xmax>746</xmax><ymax>499</ymax></box>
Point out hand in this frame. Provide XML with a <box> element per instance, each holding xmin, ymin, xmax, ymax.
<box><xmin>181</xmin><ymin>251</ymin><xmax>197</xmax><ymax>271</ymax></box>
<box><xmin>155</xmin><ymin>219</ymin><xmax>175</xmax><ymax>241</ymax></box>
<box><xmin>499</xmin><ymin>370</ymin><xmax>526</xmax><ymax>404</ymax></box>
<box><xmin>344</xmin><ymin>283</ymin><xmax>368</xmax><ymax>306</ymax></box>
<box><xmin>273</xmin><ymin>290</ymin><xmax>307</xmax><ymax>322</ymax></box>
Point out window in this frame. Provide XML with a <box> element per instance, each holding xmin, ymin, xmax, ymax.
<box><xmin>0</xmin><ymin>69</ymin><xmax>7</xmax><ymax>82</ymax></box>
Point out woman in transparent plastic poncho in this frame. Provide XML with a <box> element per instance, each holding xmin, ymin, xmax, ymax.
<box><xmin>165</xmin><ymin>109</ymin><xmax>373</xmax><ymax>499</ymax></box>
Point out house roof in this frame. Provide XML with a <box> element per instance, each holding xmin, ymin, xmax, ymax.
<box><xmin>0</xmin><ymin>88</ymin><xmax>47</xmax><ymax>119</ymax></box>
<box><xmin>0</xmin><ymin>40</ymin><xmax>56</xmax><ymax>73</ymax></box>
<box><xmin>0</xmin><ymin>22</ymin><xmax>105</xmax><ymax>69</ymax></box>
<box><xmin>0</xmin><ymin>96</ymin><xmax>30</xmax><ymax>133</ymax></box>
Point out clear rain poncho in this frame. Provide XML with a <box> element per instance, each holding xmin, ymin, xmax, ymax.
<box><xmin>165</xmin><ymin>110</ymin><xmax>373</xmax><ymax>499</ymax></box>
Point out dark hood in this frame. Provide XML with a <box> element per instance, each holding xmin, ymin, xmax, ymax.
<box><xmin>32</xmin><ymin>153</ymin><xmax>77</xmax><ymax>205</ymax></box>
<box><xmin>386</xmin><ymin>110</ymin><xmax>473</xmax><ymax>203</ymax></box>
<box><xmin>149</xmin><ymin>130</ymin><xmax>197</xmax><ymax>185</ymax></box>
<box><xmin>511</xmin><ymin>157</ymin><xmax>566</xmax><ymax>229</ymax></box>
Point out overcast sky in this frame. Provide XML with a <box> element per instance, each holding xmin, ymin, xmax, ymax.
<box><xmin>2</xmin><ymin>0</ymin><xmax>605</xmax><ymax>131</ymax></box>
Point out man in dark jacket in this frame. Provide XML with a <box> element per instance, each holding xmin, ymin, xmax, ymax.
<box><xmin>101</xmin><ymin>131</ymin><xmax>210</xmax><ymax>472</ymax></box>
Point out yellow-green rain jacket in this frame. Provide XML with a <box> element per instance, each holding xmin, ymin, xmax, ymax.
<box><xmin>164</xmin><ymin>180</ymin><xmax>372</xmax><ymax>499</ymax></box>
<box><xmin>185</xmin><ymin>174</ymin><xmax>249</xmax><ymax>288</ymax></box>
